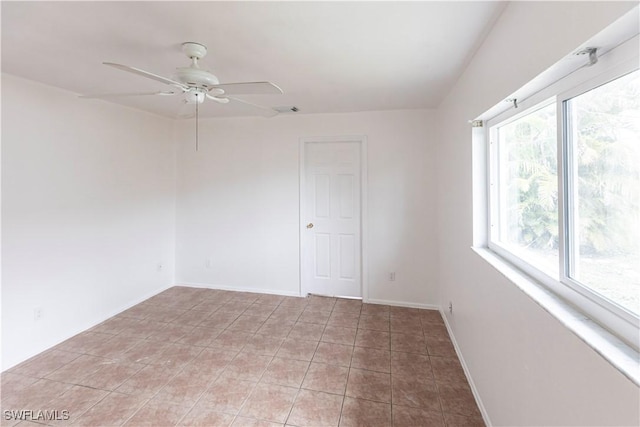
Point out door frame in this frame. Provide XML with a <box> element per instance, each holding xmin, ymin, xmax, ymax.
<box><xmin>298</xmin><ymin>135</ymin><xmax>368</xmax><ymax>300</ymax></box>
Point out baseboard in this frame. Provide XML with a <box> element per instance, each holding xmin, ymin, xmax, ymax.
<box><xmin>365</xmin><ymin>298</ymin><xmax>439</xmax><ymax>310</ymax></box>
<box><xmin>441</xmin><ymin>309</ymin><xmax>493</xmax><ymax>427</ymax></box>
<box><xmin>177</xmin><ymin>282</ymin><xmax>302</xmax><ymax>298</ymax></box>
<box><xmin>178</xmin><ymin>284</ymin><xmax>440</xmax><ymax>309</ymax></box>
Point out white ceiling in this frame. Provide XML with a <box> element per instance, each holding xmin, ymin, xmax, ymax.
<box><xmin>1</xmin><ymin>1</ymin><xmax>504</xmax><ymax>119</ymax></box>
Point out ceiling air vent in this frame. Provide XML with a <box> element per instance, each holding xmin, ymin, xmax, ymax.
<box><xmin>274</xmin><ymin>106</ymin><xmax>299</xmax><ymax>113</ymax></box>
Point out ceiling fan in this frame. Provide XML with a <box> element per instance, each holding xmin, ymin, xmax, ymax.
<box><xmin>80</xmin><ymin>42</ymin><xmax>283</xmax><ymax>118</ymax></box>
<box><xmin>81</xmin><ymin>42</ymin><xmax>283</xmax><ymax>150</ymax></box>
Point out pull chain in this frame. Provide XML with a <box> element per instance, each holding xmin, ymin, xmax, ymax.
<box><xmin>195</xmin><ymin>95</ymin><xmax>199</xmax><ymax>152</ymax></box>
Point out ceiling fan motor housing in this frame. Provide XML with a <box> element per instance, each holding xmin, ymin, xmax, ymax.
<box><xmin>175</xmin><ymin>42</ymin><xmax>221</xmax><ymax>90</ymax></box>
<box><xmin>174</xmin><ymin>67</ymin><xmax>220</xmax><ymax>90</ymax></box>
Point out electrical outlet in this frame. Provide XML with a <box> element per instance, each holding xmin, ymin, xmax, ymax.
<box><xmin>156</xmin><ymin>263</ymin><xmax>163</xmax><ymax>272</ymax></box>
<box><xmin>449</xmin><ymin>302</ymin><xmax>453</xmax><ymax>314</ymax></box>
<box><xmin>34</xmin><ymin>307</ymin><xmax>42</xmax><ymax>321</ymax></box>
<box><xmin>389</xmin><ymin>272</ymin><xmax>396</xmax><ymax>281</ymax></box>
<box><xmin>205</xmin><ymin>258</ymin><xmax>212</xmax><ymax>269</ymax></box>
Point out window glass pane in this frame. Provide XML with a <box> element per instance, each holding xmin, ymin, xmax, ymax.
<box><xmin>494</xmin><ymin>103</ymin><xmax>558</xmax><ymax>276</ymax></box>
<box><xmin>566</xmin><ymin>69</ymin><xmax>640</xmax><ymax>316</ymax></box>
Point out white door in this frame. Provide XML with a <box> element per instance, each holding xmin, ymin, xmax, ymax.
<box><xmin>301</xmin><ymin>141</ymin><xmax>362</xmax><ymax>298</ymax></box>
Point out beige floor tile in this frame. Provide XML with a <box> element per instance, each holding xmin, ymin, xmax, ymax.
<box><xmin>327</xmin><ymin>312</ymin><xmax>360</xmax><ymax>329</ymax></box>
<box><xmin>321</xmin><ymin>326</ymin><xmax>357</xmax><ymax>346</ymax></box>
<box><xmin>443</xmin><ymin>412</ymin><xmax>486</xmax><ymax>427</ymax></box>
<box><xmin>256</xmin><ymin>320</ymin><xmax>295</xmax><ymax>338</ymax></box>
<box><xmin>2</xmin><ymin>378</ymin><xmax>71</xmax><ymax>410</ymax></box>
<box><xmin>0</xmin><ymin>372</ymin><xmax>39</xmax><ymax>397</ymax></box>
<box><xmin>345</xmin><ymin>368</ymin><xmax>391</xmax><ymax>403</ymax></box>
<box><xmin>391</xmin><ymin>376</ymin><xmax>440</xmax><ymax>412</ymax></box>
<box><xmin>298</xmin><ymin>309</ymin><xmax>331</xmax><ymax>325</ymax></box>
<box><xmin>288</xmin><ymin>322</ymin><xmax>325</xmax><ymax>341</ymax></box>
<box><xmin>301</xmin><ymin>362</ymin><xmax>348</xmax><ymax>395</ymax></box>
<box><xmin>222</xmin><ymin>351</ymin><xmax>272</xmax><ymax>381</ymax></box>
<box><xmin>178</xmin><ymin>407</ymin><xmax>235</xmax><ymax>427</ymax></box>
<box><xmin>350</xmin><ymin>347</ymin><xmax>390</xmax><ymax>373</ymax></box>
<box><xmin>115</xmin><ymin>365</ymin><xmax>177</xmax><ymax>397</ymax></box>
<box><xmin>146</xmin><ymin>323</ymin><xmax>195</xmax><ymax>343</ymax></box>
<box><xmin>177</xmin><ymin>326</ymin><xmax>224</xmax><ymax>347</ymax></box>
<box><xmin>390</xmin><ymin>332</ymin><xmax>428</xmax><ymax>354</ymax></box>
<box><xmin>339</xmin><ymin>397</ymin><xmax>391</xmax><ymax>427</ymax></box>
<box><xmin>437</xmin><ymin>384</ymin><xmax>482</xmax><ymax>418</ymax></box>
<box><xmin>354</xmin><ymin>329</ymin><xmax>390</xmax><ymax>350</ymax></box>
<box><xmin>426</xmin><ymin>336</ymin><xmax>457</xmax><ymax>358</ymax></box>
<box><xmin>391</xmin><ymin>351</ymin><xmax>433</xmax><ymax>381</ymax></box>
<box><xmin>212</xmin><ymin>330</ymin><xmax>253</xmax><ymax>352</ymax></box>
<box><xmin>45</xmin><ymin>385</ymin><xmax>108</xmax><ymax>426</ymax></box>
<box><xmin>333</xmin><ymin>299</ymin><xmax>362</xmax><ymax>314</ymax></box>
<box><xmin>430</xmin><ymin>356</ymin><xmax>468</xmax><ymax>385</ymax></box>
<box><xmin>152</xmin><ymin>367</ymin><xmax>212</xmax><ymax>406</ymax></box>
<box><xmin>357</xmin><ymin>315</ymin><xmax>390</xmax><ymax>332</ymax></box>
<box><xmin>123</xmin><ymin>400</ymin><xmax>189</xmax><ymax>426</ymax></box>
<box><xmin>312</xmin><ymin>342</ymin><xmax>353</xmax><ymax>367</ymax></box>
<box><xmin>44</xmin><ymin>355</ymin><xmax>107</xmax><ymax>384</ymax></box>
<box><xmin>73</xmin><ymin>392</ymin><xmax>146</xmax><ymax>426</ymax></box>
<box><xmin>231</xmin><ymin>417</ymin><xmax>283</xmax><ymax>427</ymax></box>
<box><xmin>55</xmin><ymin>331</ymin><xmax>114</xmax><ymax>354</ymax></box>
<box><xmin>198</xmin><ymin>377</ymin><xmax>256</xmax><ymax>414</ymax></box>
<box><xmin>227</xmin><ymin>315</ymin><xmax>266</xmax><ymax>334</ymax></box>
<box><xmin>361</xmin><ymin>304</ymin><xmax>390</xmax><ymax>317</ymax></box>
<box><xmin>261</xmin><ymin>357</ymin><xmax>309</xmax><ymax>388</ymax></box>
<box><xmin>172</xmin><ymin>309</ymin><xmax>214</xmax><ymax>327</ymax></box>
<box><xmin>276</xmin><ymin>338</ymin><xmax>318</xmax><ymax>361</ymax></box>
<box><xmin>392</xmin><ymin>405</ymin><xmax>445</xmax><ymax>427</ymax></box>
<box><xmin>8</xmin><ymin>350</ymin><xmax>79</xmax><ymax>379</ymax></box>
<box><xmin>243</xmin><ymin>334</ymin><xmax>284</xmax><ymax>357</ymax></box>
<box><xmin>85</xmin><ymin>334</ymin><xmax>139</xmax><ymax>359</ymax></box>
<box><xmin>240</xmin><ymin>383</ymin><xmax>298</xmax><ymax>424</ymax></box>
<box><xmin>76</xmin><ymin>360</ymin><xmax>144</xmax><ymax>391</ymax></box>
<box><xmin>288</xmin><ymin>389</ymin><xmax>343</xmax><ymax>426</ymax></box>
<box><xmin>244</xmin><ymin>303</ymin><xmax>277</xmax><ymax>320</ymax></box>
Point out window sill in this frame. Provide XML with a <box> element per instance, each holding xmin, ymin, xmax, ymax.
<box><xmin>471</xmin><ymin>246</ymin><xmax>640</xmax><ymax>387</ymax></box>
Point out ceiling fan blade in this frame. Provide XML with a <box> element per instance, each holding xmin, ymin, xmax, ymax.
<box><xmin>79</xmin><ymin>91</ymin><xmax>175</xmax><ymax>99</ymax></box>
<box><xmin>213</xmin><ymin>82</ymin><xmax>283</xmax><ymax>95</ymax></box>
<box><xmin>228</xmin><ymin>96</ymin><xmax>278</xmax><ymax>118</ymax></box>
<box><xmin>205</xmin><ymin>93</ymin><xmax>230</xmax><ymax>104</ymax></box>
<box><xmin>103</xmin><ymin>62</ymin><xmax>188</xmax><ymax>89</ymax></box>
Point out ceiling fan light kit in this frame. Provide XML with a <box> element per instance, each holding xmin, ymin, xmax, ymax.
<box><xmin>184</xmin><ymin>88</ymin><xmax>207</xmax><ymax>104</ymax></box>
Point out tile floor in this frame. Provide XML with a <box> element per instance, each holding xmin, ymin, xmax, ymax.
<box><xmin>1</xmin><ymin>287</ymin><xmax>484</xmax><ymax>426</ymax></box>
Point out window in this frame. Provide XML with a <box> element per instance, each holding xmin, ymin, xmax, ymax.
<box><xmin>564</xmin><ymin>69</ymin><xmax>640</xmax><ymax>318</ymax></box>
<box><xmin>486</xmin><ymin>42</ymin><xmax>639</xmax><ymax>348</ymax></box>
<box><xmin>491</xmin><ymin>102</ymin><xmax>558</xmax><ymax>277</ymax></box>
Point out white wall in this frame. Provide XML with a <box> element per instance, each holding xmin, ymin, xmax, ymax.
<box><xmin>435</xmin><ymin>2</ymin><xmax>639</xmax><ymax>426</ymax></box>
<box><xmin>174</xmin><ymin>110</ymin><xmax>437</xmax><ymax>306</ymax></box>
<box><xmin>1</xmin><ymin>74</ymin><xmax>176</xmax><ymax>370</ymax></box>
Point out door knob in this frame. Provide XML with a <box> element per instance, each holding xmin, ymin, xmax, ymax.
<box><xmin>306</xmin><ymin>223</ymin><xmax>314</xmax><ymax>229</ymax></box>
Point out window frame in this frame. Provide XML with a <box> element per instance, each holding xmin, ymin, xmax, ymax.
<box><xmin>485</xmin><ymin>38</ymin><xmax>640</xmax><ymax>350</ymax></box>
